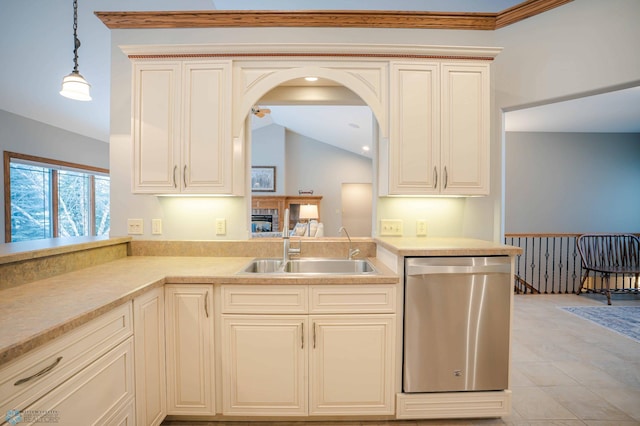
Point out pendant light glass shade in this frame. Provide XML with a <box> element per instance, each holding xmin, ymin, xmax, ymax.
<box><xmin>60</xmin><ymin>0</ymin><xmax>91</xmax><ymax>101</ymax></box>
<box><xmin>60</xmin><ymin>70</ymin><xmax>91</xmax><ymax>101</ymax></box>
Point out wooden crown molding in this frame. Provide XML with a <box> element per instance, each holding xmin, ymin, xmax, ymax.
<box><xmin>496</xmin><ymin>0</ymin><xmax>573</xmax><ymax>29</ymax></box>
<box><xmin>95</xmin><ymin>0</ymin><xmax>572</xmax><ymax>31</ymax></box>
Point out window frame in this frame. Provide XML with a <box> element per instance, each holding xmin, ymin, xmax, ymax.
<box><xmin>3</xmin><ymin>151</ymin><xmax>109</xmax><ymax>243</ymax></box>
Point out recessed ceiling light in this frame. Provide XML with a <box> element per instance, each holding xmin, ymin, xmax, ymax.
<box><xmin>305</xmin><ymin>76</ymin><xmax>318</xmax><ymax>82</ymax></box>
<box><xmin>362</xmin><ymin>146</ymin><xmax>370</xmax><ymax>152</ymax></box>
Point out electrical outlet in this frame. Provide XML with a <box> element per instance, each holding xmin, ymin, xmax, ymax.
<box><xmin>380</xmin><ymin>219</ymin><xmax>403</xmax><ymax>236</ymax></box>
<box><xmin>127</xmin><ymin>218</ymin><xmax>144</xmax><ymax>235</ymax></box>
<box><xmin>416</xmin><ymin>220</ymin><xmax>428</xmax><ymax>237</ymax></box>
<box><xmin>152</xmin><ymin>219</ymin><xmax>162</xmax><ymax>235</ymax></box>
<box><xmin>215</xmin><ymin>218</ymin><xmax>226</xmax><ymax>235</ymax></box>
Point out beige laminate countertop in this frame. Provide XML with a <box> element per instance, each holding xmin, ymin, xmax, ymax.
<box><xmin>0</xmin><ymin>255</ymin><xmax>398</xmax><ymax>366</ymax></box>
<box><xmin>0</xmin><ymin>236</ymin><xmax>131</xmax><ymax>265</ymax></box>
<box><xmin>376</xmin><ymin>236</ymin><xmax>522</xmax><ymax>256</ymax></box>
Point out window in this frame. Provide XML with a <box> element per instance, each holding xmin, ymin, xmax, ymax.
<box><xmin>4</xmin><ymin>151</ymin><xmax>110</xmax><ymax>243</ymax></box>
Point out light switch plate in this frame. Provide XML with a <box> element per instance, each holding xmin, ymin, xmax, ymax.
<box><xmin>380</xmin><ymin>219</ymin><xmax>403</xmax><ymax>236</ymax></box>
<box><xmin>151</xmin><ymin>219</ymin><xmax>162</xmax><ymax>235</ymax></box>
<box><xmin>416</xmin><ymin>220</ymin><xmax>428</xmax><ymax>237</ymax></box>
<box><xmin>127</xmin><ymin>219</ymin><xmax>143</xmax><ymax>235</ymax></box>
<box><xmin>215</xmin><ymin>218</ymin><xmax>226</xmax><ymax>235</ymax></box>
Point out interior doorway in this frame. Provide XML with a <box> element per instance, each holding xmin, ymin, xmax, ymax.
<box><xmin>341</xmin><ymin>183</ymin><xmax>372</xmax><ymax>237</ymax></box>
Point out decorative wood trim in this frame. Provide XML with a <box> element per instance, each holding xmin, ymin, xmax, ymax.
<box><xmin>496</xmin><ymin>0</ymin><xmax>574</xmax><ymax>29</ymax></box>
<box><xmin>95</xmin><ymin>1</ymin><xmax>573</xmax><ymax>31</ymax></box>
<box><xmin>96</xmin><ymin>10</ymin><xmax>496</xmax><ymax>30</ymax></box>
<box><xmin>3</xmin><ymin>152</ymin><xmax>11</xmax><ymax>243</ymax></box>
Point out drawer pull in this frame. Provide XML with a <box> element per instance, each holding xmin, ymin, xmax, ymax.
<box><xmin>14</xmin><ymin>356</ymin><xmax>63</xmax><ymax>386</ymax></box>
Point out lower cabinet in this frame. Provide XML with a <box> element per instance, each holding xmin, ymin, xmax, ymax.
<box><xmin>164</xmin><ymin>284</ymin><xmax>215</xmax><ymax>415</ymax></box>
<box><xmin>309</xmin><ymin>315</ymin><xmax>395</xmax><ymax>415</ymax></box>
<box><xmin>222</xmin><ymin>315</ymin><xmax>308</xmax><ymax>415</ymax></box>
<box><xmin>0</xmin><ymin>303</ymin><xmax>133</xmax><ymax>425</ymax></box>
<box><xmin>15</xmin><ymin>337</ymin><xmax>134</xmax><ymax>426</ymax></box>
<box><xmin>133</xmin><ymin>287</ymin><xmax>166</xmax><ymax>426</ymax></box>
<box><xmin>220</xmin><ymin>284</ymin><xmax>397</xmax><ymax>417</ymax></box>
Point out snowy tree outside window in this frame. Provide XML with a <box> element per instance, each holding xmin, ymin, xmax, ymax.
<box><xmin>7</xmin><ymin>153</ymin><xmax>110</xmax><ymax>242</ymax></box>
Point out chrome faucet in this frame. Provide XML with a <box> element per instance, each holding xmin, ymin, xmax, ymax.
<box><xmin>338</xmin><ymin>226</ymin><xmax>360</xmax><ymax>260</ymax></box>
<box><xmin>282</xmin><ymin>209</ymin><xmax>300</xmax><ymax>263</ymax></box>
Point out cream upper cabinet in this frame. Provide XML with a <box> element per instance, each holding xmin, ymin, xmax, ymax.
<box><xmin>132</xmin><ymin>60</ymin><xmax>237</xmax><ymax>194</ymax></box>
<box><xmin>165</xmin><ymin>284</ymin><xmax>215</xmax><ymax>415</ymax></box>
<box><xmin>440</xmin><ymin>63</ymin><xmax>490</xmax><ymax>195</ymax></box>
<box><xmin>388</xmin><ymin>62</ymin><xmax>440</xmax><ymax>195</ymax></box>
<box><xmin>387</xmin><ymin>61</ymin><xmax>490</xmax><ymax>196</ymax></box>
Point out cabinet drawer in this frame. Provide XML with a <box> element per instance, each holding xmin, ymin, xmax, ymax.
<box><xmin>0</xmin><ymin>303</ymin><xmax>133</xmax><ymax>416</ymax></box>
<box><xmin>310</xmin><ymin>285</ymin><xmax>397</xmax><ymax>313</ymax></box>
<box><xmin>18</xmin><ymin>337</ymin><xmax>135</xmax><ymax>426</ymax></box>
<box><xmin>221</xmin><ymin>285</ymin><xmax>308</xmax><ymax>314</ymax></box>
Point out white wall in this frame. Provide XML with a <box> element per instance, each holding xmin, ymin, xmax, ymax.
<box><xmin>491</xmin><ymin>0</ymin><xmax>640</xmax><ymax>239</ymax></box>
<box><xmin>505</xmin><ymin>132</ymin><xmax>640</xmax><ymax>233</ymax></box>
<box><xmin>251</xmin><ymin>124</ymin><xmax>373</xmax><ymax>236</ymax></box>
<box><xmin>108</xmin><ymin>0</ymin><xmax>640</xmax><ymax>242</ymax></box>
<box><xmin>252</xmin><ymin>124</ymin><xmax>286</xmax><ymax>195</ymax></box>
<box><xmin>284</xmin><ymin>129</ymin><xmax>372</xmax><ymax>237</ymax></box>
<box><xmin>0</xmin><ymin>109</ymin><xmax>109</xmax><ymax>243</ymax></box>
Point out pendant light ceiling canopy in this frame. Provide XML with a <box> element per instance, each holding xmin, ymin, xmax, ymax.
<box><xmin>60</xmin><ymin>0</ymin><xmax>91</xmax><ymax>101</ymax></box>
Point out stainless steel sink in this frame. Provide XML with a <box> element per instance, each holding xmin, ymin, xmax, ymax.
<box><xmin>241</xmin><ymin>258</ymin><xmax>285</xmax><ymax>273</ymax></box>
<box><xmin>239</xmin><ymin>258</ymin><xmax>377</xmax><ymax>275</ymax></box>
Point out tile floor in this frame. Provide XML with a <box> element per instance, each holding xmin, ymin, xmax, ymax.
<box><xmin>163</xmin><ymin>293</ymin><xmax>640</xmax><ymax>426</ymax></box>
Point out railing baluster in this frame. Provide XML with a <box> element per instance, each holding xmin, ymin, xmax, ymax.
<box><xmin>505</xmin><ymin>233</ymin><xmax>590</xmax><ymax>295</ymax></box>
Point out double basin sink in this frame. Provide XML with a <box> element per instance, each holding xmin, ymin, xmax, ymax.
<box><xmin>239</xmin><ymin>258</ymin><xmax>377</xmax><ymax>275</ymax></box>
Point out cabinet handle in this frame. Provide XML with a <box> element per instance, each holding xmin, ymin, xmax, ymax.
<box><xmin>313</xmin><ymin>322</ymin><xmax>317</xmax><ymax>349</ymax></box>
<box><xmin>183</xmin><ymin>165</ymin><xmax>188</xmax><ymax>189</ymax></box>
<box><xmin>172</xmin><ymin>165</ymin><xmax>178</xmax><ymax>188</ymax></box>
<box><xmin>444</xmin><ymin>166</ymin><xmax>448</xmax><ymax>189</ymax></box>
<box><xmin>433</xmin><ymin>166</ymin><xmax>438</xmax><ymax>189</ymax></box>
<box><xmin>204</xmin><ymin>291</ymin><xmax>209</xmax><ymax>318</ymax></box>
<box><xmin>14</xmin><ymin>356</ymin><xmax>63</xmax><ymax>386</ymax></box>
<box><xmin>301</xmin><ymin>322</ymin><xmax>304</xmax><ymax>349</ymax></box>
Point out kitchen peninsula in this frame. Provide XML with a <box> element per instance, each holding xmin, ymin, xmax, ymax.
<box><xmin>0</xmin><ymin>236</ymin><xmax>520</xmax><ymax>424</ymax></box>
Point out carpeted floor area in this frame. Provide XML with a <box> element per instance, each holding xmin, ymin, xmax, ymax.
<box><xmin>560</xmin><ymin>305</ymin><xmax>640</xmax><ymax>343</ymax></box>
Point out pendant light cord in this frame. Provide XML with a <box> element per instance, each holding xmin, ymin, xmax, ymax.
<box><xmin>72</xmin><ymin>0</ymin><xmax>80</xmax><ymax>73</ymax></box>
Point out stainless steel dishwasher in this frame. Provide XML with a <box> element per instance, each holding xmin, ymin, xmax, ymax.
<box><xmin>403</xmin><ymin>256</ymin><xmax>511</xmax><ymax>393</ymax></box>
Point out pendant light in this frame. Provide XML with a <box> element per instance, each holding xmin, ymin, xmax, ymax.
<box><xmin>60</xmin><ymin>0</ymin><xmax>91</xmax><ymax>101</ymax></box>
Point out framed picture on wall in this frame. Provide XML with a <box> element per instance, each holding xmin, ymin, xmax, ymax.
<box><xmin>251</xmin><ymin>166</ymin><xmax>276</xmax><ymax>192</ymax></box>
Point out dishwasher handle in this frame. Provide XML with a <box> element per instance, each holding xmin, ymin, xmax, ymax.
<box><xmin>406</xmin><ymin>263</ymin><xmax>510</xmax><ymax>276</ymax></box>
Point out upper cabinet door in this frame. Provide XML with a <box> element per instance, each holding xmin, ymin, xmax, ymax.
<box><xmin>441</xmin><ymin>63</ymin><xmax>490</xmax><ymax>195</ymax></box>
<box><xmin>182</xmin><ymin>62</ymin><xmax>233</xmax><ymax>194</ymax></box>
<box><xmin>388</xmin><ymin>62</ymin><xmax>440</xmax><ymax>195</ymax></box>
<box><xmin>132</xmin><ymin>62</ymin><xmax>181</xmax><ymax>193</ymax></box>
<box><xmin>132</xmin><ymin>60</ymin><xmax>238</xmax><ymax>195</ymax></box>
